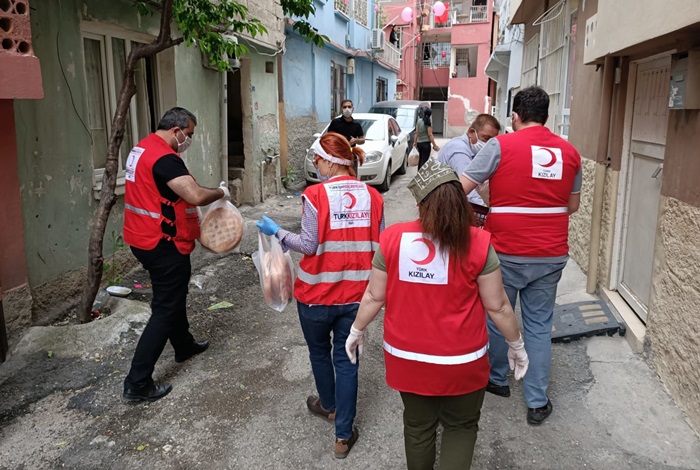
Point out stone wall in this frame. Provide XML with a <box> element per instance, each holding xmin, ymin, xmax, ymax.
<box><xmin>598</xmin><ymin>168</ymin><xmax>619</xmax><ymax>288</ymax></box>
<box><xmin>285</xmin><ymin>115</ymin><xmax>321</xmax><ymax>188</ymax></box>
<box><xmin>646</xmin><ymin>196</ymin><xmax>700</xmax><ymax>432</ymax></box>
<box><xmin>569</xmin><ymin>158</ymin><xmax>595</xmax><ymax>271</ymax></box>
<box><xmin>568</xmin><ymin>159</ymin><xmax>620</xmax><ymax>289</ymax></box>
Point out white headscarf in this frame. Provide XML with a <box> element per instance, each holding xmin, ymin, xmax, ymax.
<box><xmin>311</xmin><ymin>140</ymin><xmax>352</xmax><ymax>166</ymax></box>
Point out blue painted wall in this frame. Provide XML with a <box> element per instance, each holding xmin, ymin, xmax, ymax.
<box><xmin>284</xmin><ymin>0</ymin><xmax>397</xmax><ymax>121</ymax></box>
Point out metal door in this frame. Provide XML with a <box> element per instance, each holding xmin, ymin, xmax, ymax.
<box><xmin>619</xmin><ymin>56</ymin><xmax>671</xmax><ymax>322</ymax></box>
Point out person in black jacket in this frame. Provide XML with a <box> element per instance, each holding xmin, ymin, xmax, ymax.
<box><xmin>328</xmin><ymin>100</ymin><xmax>365</xmax><ymax>147</ymax></box>
<box><xmin>389</xmin><ymin>25</ymin><xmax>399</xmax><ymax>47</ymax></box>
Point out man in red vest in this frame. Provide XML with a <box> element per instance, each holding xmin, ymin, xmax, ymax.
<box><xmin>459</xmin><ymin>87</ymin><xmax>582</xmax><ymax>425</ymax></box>
<box><xmin>122</xmin><ymin>107</ymin><xmax>230</xmax><ymax>402</ymax></box>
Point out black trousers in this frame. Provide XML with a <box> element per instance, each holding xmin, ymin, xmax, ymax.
<box><xmin>417</xmin><ymin>142</ymin><xmax>432</xmax><ymax>169</ymax></box>
<box><xmin>124</xmin><ymin>240</ymin><xmax>194</xmax><ymax>390</ymax></box>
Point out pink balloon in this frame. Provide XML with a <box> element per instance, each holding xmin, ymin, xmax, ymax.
<box><xmin>433</xmin><ymin>1</ymin><xmax>446</xmax><ymax>16</ymax></box>
<box><xmin>401</xmin><ymin>7</ymin><xmax>414</xmax><ymax>22</ymax></box>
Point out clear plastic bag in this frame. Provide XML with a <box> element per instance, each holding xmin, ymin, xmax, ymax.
<box><xmin>199</xmin><ymin>198</ymin><xmax>245</xmax><ymax>254</ymax></box>
<box><xmin>408</xmin><ymin>147</ymin><xmax>420</xmax><ymax>167</ymax></box>
<box><xmin>252</xmin><ymin>232</ymin><xmax>296</xmax><ymax>312</ymax></box>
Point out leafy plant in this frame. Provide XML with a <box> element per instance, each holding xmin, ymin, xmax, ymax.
<box><xmin>103</xmin><ymin>230</ymin><xmax>126</xmax><ymax>286</ymax></box>
<box><xmin>282</xmin><ymin>166</ymin><xmax>299</xmax><ymax>188</ymax></box>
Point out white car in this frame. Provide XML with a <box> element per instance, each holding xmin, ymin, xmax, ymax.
<box><xmin>303</xmin><ymin>113</ymin><xmax>409</xmax><ymax>192</ymax></box>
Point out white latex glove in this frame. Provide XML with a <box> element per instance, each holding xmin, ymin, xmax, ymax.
<box><xmin>507</xmin><ymin>334</ymin><xmax>529</xmax><ymax>380</ymax></box>
<box><xmin>219</xmin><ymin>181</ymin><xmax>230</xmax><ymax>200</ymax></box>
<box><xmin>345</xmin><ymin>325</ymin><xmax>365</xmax><ymax>365</ymax></box>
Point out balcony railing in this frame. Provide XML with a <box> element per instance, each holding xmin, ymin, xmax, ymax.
<box><xmin>430</xmin><ymin>4</ymin><xmax>489</xmax><ymax>27</ymax></box>
<box><xmin>334</xmin><ymin>0</ymin><xmax>349</xmax><ymax>17</ymax></box>
<box><xmin>380</xmin><ymin>42</ymin><xmax>401</xmax><ymax>70</ymax></box>
<box><xmin>422</xmin><ymin>43</ymin><xmax>451</xmax><ymax>68</ymax></box>
<box><xmin>455</xmin><ymin>5</ymin><xmax>488</xmax><ymax>24</ymax></box>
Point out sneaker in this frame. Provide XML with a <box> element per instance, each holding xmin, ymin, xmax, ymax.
<box><xmin>333</xmin><ymin>427</ymin><xmax>359</xmax><ymax>459</ymax></box>
<box><xmin>306</xmin><ymin>395</ymin><xmax>335</xmax><ymax>422</ymax></box>
<box><xmin>485</xmin><ymin>380</ymin><xmax>511</xmax><ymax>398</ymax></box>
<box><xmin>527</xmin><ymin>399</ymin><xmax>553</xmax><ymax>425</ymax></box>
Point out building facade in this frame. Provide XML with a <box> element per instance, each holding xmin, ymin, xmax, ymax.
<box><xmin>282</xmin><ymin>0</ymin><xmax>400</xmax><ymax>180</ymax></box>
<box><xmin>2</xmin><ymin>0</ymin><xmax>289</xmax><ymax>342</ymax></box>
<box><xmin>417</xmin><ymin>0</ymin><xmax>495</xmax><ymax>136</ymax></box>
<box><xmin>508</xmin><ymin>0</ymin><xmax>700</xmax><ymax>432</ymax></box>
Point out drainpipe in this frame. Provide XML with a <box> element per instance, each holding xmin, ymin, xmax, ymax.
<box><xmin>220</xmin><ymin>71</ymin><xmax>228</xmax><ymax>184</ymax></box>
<box><xmin>586</xmin><ymin>55</ymin><xmax>615</xmax><ymax>294</ymax></box>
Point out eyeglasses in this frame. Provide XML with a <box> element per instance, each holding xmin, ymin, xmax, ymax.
<box><xmin>342</xmin><ymin>106</ymin><xmax>353</xmax><ymax>109</ymax></box>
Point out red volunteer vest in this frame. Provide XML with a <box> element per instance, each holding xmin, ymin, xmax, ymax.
<box><xmin>123</xmin><ymin>134</ymin><xmax>200</xmax><ymax>255</ymax></box>
<box><xmin>486</xmin><ymin>126</ymin><xmax>581</xmax><ymax>257</ymax></box>
<box><xmin>381</xmin><ymin>222</ymin><xmax>491</xmax><ymax>396</ymax></box>
<box><xmin>294</xmin><ymin>176</ymin><xmax>383</xmax><ymax>305</ymax></box>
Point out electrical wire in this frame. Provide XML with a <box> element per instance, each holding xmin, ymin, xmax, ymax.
<box><xmin>532</xmin><ymin>0</ymin><xmax>565</xmax><ymax>26</ymax></box>
<box><xmin>56</xmin><ymin>0</ymin><xmax>93</xmax><ymax>144</ymax></box>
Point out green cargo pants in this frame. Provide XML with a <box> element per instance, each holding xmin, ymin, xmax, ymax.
<box><xmin>400</xmin><ymin>388</ymin><xmax>486</xmax><ymax>470</ymax></box>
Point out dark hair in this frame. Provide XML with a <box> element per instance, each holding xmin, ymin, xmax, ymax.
<box><xmin>418</xmin><ymin>180</ymin><xmax>472</xmax><ymax>258</ymax></box>
<box><xmin>422</xmin><ymin>107</ymin><xmax>432</xmax><ymax>127</ymax></box>
<box><xmin>317</xmin><ymin>132</ymin><xmax>365</xmax><ymax>177</ymax></box>
<box><xmin>471</xmin><ymin>113</ymin><xmax>501</xmax><ymax>132</ymax></box>
<box><xmin>157</xmin><ymin>107</ymin><xmax>197</xmax><ymax>131</ymax></box>
<box><xmin>512</xmin><ymin>86</ymin><xmax>549</xmax><ymax>125</ymax></box>
<box><xmin>341</xmin><ymin>99</ymin><xmax>353</xmax><ymax>108</ymax></box>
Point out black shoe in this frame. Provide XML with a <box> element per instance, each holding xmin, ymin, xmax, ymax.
<box><xmin>485</xmin><ymin>380</ymin><xmax>511</xmax><ymax>397</ymax></box>
<box><xmin>527</xmin><ymin>399</ymin><xmax>553</xmax><ymax>425</ymax></box>
<box><xmin>175</xmin><ymin>340</ymin><xmax>210</xmax><ymax>363</ymax></box>
<box><xmin>123</xmin><ymin>383</ymin><xmax>172</xmax><ymax>402</ymax></box>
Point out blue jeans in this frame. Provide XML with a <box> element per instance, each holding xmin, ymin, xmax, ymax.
<box><xmin>486</xmin><ymin>258</ymin><xmax>567</xmax><ymax>408</ymax></box>
<box><xmin>297</xmin><ymin>302</ymin><xmax>359</xmax><ymax>439</ymax></box>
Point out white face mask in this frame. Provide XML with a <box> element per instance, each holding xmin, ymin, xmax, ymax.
<box><xmin>468</xmin><ymin>130</ymin><xmax>487</xmax><ymax>154</ymax></box>
<box><xmin>470</xmin><ymin>139</ymin><xmax>487</xmax><ymax>154</ymax></box>
<box><xmin>175</xmin><ymin>129</ymin><xmax>193</xmax><ymax>153</ymax></box>
<box><xmin>342</xmin><ymin>107</ymin><xmax>353</xmax><ymax>118</ymax></box>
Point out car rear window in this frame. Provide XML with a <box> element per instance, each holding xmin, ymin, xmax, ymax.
<box><xmin>369</xmin><ymin>107</ymin><xmax>415</xmax><ymax>131</ymax></box>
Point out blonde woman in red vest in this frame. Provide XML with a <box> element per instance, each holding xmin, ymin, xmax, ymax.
<box><xmin>255</xmin><ymin>132</ymin><xmax>384</xmax><ymax>459</ymax></box>
<box><xmin>345</xmin><ymin>161</ymin><xmax>528</xmax><ymax>470</ymax></box>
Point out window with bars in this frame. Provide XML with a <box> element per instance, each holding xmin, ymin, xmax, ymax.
<box><xmin>334</xmin><ymin>0</ymin><xmax>350</xmax><ymax>16</ymax></box>
<box><xmin>453</xmin><ymin>47</ymin><xmax>477</xmax><ymax>78</ymax></box>
<box><xmin>354</xmin><ymin>0</ymin><xmax>368</xmax><ymax>26</ymax></box>
<box><xmin>561</xmin><ymin>9</ymin><xmax>578</xmax><ymax>138</ymax></box>
<box><xmin>376</xmin><ymin>77</ymin><xmax>388</xmax><ymax>102</ymax></box>
<box><xmin>521</xmin><ymin>34</ymin><xmax>539</xmax><ymax>88</ymax></box>
<box><xmin>82</xmin><ymin>28</ymin><xmax>160</xmax><ymax>189</ymax></box>
<box><xmin>423</xmin><ymin>42</ymin><xmax>451</xmax><ymax>68</ymax></box>
<box><xmin>539</xmin><ymin>8</ymin><xmax>566</xmax><ymax>134</ymax></box>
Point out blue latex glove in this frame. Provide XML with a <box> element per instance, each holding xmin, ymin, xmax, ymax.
<box><xmin>256</xmin><ymin>215</ymin><xmax>281</xmax><ymax>236</ymax></box>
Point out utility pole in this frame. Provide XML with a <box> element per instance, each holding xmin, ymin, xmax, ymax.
<box><xmin>414</xmin><ymin>0</ymin><xmax>424</xmax><ymax>100</ymax></box>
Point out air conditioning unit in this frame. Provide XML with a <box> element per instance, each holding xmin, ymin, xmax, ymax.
<box><xmin>396</xmin><ymin>79</ymin><xmax>404</xmax><ymax>85</ymax></box>
<box><xmin>371</xmin><ymin>29</ymin><xmax>385</xmax><ymax>51</ymax></box>
<box><xmin>395</xmin><ymin>91</ymin><xmax>403</xmax><ymax>99</ymax></box>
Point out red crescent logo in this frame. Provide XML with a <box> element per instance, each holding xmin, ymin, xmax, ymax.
<box><xmin>410</xmin><ymin>238</ymin><xmax>437</xmax><ymax>265</ymax></box>
<box><xmin>343</xmin><ymin>192</ymin><xmax>357</xmax><ymax>209</ymax></box>
<box><xmin>536</xmin><ymin>148</ymin><xmax>558</xmax><ymax>168</ymax></box>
